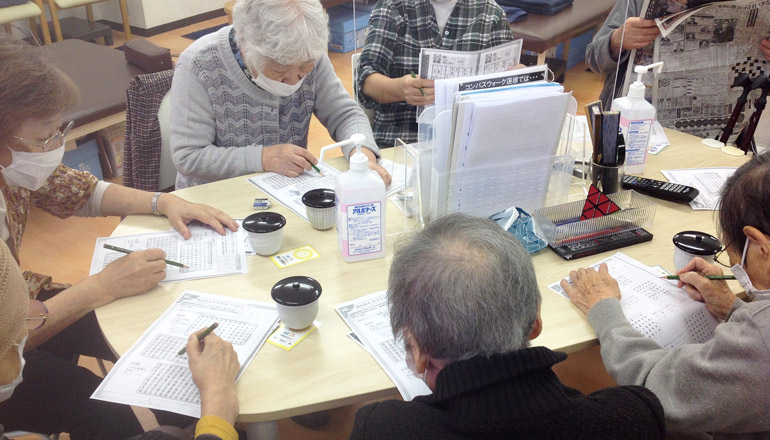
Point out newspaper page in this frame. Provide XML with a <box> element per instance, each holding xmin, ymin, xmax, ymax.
<box><xmin>335</xmin><ymin>290</ymin><xmax>432</xmax><ymax>401</ymax></box>
<box><xmin>418</xmin><ymin>40</ymin><xmax>522</xmax><ymax>80</ymax></box>
<box><xmin>661</xmin><ymin>166</ymin><xmax>737</xmax><ymax>209</ymax></box>
<box><xmin>625</xmin><ymin>0</ymin><xmax>769</xmax><ymax>140</ymax></box>
<box><xmin>92</xmin><ymin>291</ymin><xmax>279</xmax><ymax>417</ymax></box>
<box><xmin>89</xmin><ymin>225</ymin><xmax>247</xmax><ymax>283</ymax></box>
<box><xmin>549</xmin><ymin>252</ymin><xmax>718</xmax><ymax>350</ymax></box>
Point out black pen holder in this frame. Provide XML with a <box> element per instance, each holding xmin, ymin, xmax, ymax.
<box><xmin>590</xmin><ymin>161</ymin><xmax>624</xmax><ymax>194</ymax></box>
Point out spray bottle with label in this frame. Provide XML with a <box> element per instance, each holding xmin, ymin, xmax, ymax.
<box><xmin>611</xmin><ymin>62</ymin><xmax>663</xmax><ymax>174</ymax></box>
<box><xmin>335</xmin><ymin>134</ymin><xmax>386</xmax><ymax>263</ymax></box>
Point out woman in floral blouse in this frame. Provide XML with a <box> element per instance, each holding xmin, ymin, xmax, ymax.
<box><xmin>0</xmin><ymin>36</ymin><xmax>239</xmax><ymax>439</ymax></box>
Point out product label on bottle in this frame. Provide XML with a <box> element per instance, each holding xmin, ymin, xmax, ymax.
<box><xmin>620</xmin><ymin>117</ymin><xmax>653</xmax><ymax>167</ymax></box>
<box><xmin>338</xmin><ymin>201</ymin><xmax>383</xmax><ymax>257</ymax></box>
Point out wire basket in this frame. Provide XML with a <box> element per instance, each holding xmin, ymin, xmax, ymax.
<box><xmin>534</xmin><ymin>190</ymin><xmax>656</xmax><ymax>246</ymax></box>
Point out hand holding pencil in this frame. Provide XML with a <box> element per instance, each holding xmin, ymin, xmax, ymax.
<box><xmin>676</xmin><ymin>257</ymin><xmax>738</xmax><ymax>321</ymax></box>
<box><xmin>94</xmin><ymin>247</ymin><xmax>169</xmax><ymax>300</ymax></box>
<box><xmin>401</xmin><ymin>73</ymin><xmax>435</xmax><ymax>106</ymax></box>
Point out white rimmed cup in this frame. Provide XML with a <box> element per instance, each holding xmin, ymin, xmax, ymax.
<box><xmin>242</xmin><ymin>212</ymin><xmax>286</xmax><ymax>256</ymax></box>
<box><xmin>302</xmin><ymin>188</ymin><xmax>336</xmax><ymax>230</ymax></box>
<box><xmin>672</xmin><ymin>231</ymin><xmax>721</xmax><ymax>271</ymax></box>
<box><xmin>271</xmin><ymin>276</ymin><xmax>322</xmax><ymax>330</ymax></box>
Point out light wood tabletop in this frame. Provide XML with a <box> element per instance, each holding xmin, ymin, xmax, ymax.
<box><xmin>95</xmin><ymin>129</ymin><xmax>748</xmax><ymax>424</ymax></box>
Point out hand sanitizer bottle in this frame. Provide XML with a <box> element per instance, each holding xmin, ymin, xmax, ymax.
<box><xmin>335</xmin><ymin>134</ymin><xmax>386</xmax><ymax>263</ymax></box>
<box><xmin>611</xmin><ymin>62</ymin><xmax>663</xmax><ymax>174</ymax></box>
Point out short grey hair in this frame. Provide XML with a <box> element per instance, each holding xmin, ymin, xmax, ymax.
<box><xmin>233</xmin><ymin>0</ymin><xmax>329</xmax><ymax>71</ymax></box>
<box><xmin>388</xmin><ymin>213</ymin><xmax>541</xmax><ymax>363</ymax></box>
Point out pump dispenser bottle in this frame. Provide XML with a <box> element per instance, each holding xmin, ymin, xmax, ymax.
<box><xmin>611</xmin><ymin>62</ymin><xmax>663</xmax><ymax>174</ymax></box>
<box><xmin>335</xmin><ymin>134</ymin><xmax>386</xmax><ymax>263</ymax></box>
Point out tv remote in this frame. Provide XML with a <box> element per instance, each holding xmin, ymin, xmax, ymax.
<box><xmin>621</xmin><ymin>175</ymin><xmax>700</xmax><ymax>204</ymax></box>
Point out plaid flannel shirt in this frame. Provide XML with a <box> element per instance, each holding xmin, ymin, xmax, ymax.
<box><xmin>356</xmin><ymin>0</ymin><xmax>513</xmax><ymax>148</ymax></box>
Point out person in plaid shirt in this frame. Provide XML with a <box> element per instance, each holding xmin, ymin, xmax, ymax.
<box><xmin>356</xmin><ymin>0</ymin><xmax>514</xmax><ymax>148</ymax></box>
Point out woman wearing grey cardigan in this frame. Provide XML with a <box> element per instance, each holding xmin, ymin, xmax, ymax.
<box><xmin>561</xmin><ymin>152</ymin><xmax>770</xmax><ymax>439</ymax></box>
<box><xmin>169</xmin><ymin>0</ymin><xmax>391</xmax><ymax>189</ymax></box>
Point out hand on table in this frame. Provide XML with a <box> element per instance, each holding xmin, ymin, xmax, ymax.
<box><xmin>397</xmin><ymin>74</ymin><xmax>435</xmax><ymax>106</ymax></box>
<box><xmin>187</xmin><ymin>330</ymin><xmax>240</xmax><ymax>425</ymax></box>
<box><xmin>677</xmin><ymin>257</ymin><xmax>737</xmax><ymax>320</ymax></box>
<box><xmin>610</xmin><ymin>18</ymin><xmax>660</xmax><ymax>59</ymax></box>
<box><xmin>95</xmin><ymin>249</ymin><xmax>168</xmax><ymax>301</ymax></box>
<box><xmin>357</xmin><ymin>147</ymin><xmax>393</xmax><ymax>186</ymax></box>
<box><xmin>263</xmin><ymin>143</ymin><xmax>319</xmax><ymax>178</ymax></box>
<box><xmin>157</xmin><ymin>194</ymin><xmax>239</xmax><ymax>239</ymax></box>
<box><xmin>761</xmin><ymin>39</ymin><xmax>770</xmax><ymax>62</ymax></box>
<box><xmin>560</xmin><ymin>263</ymin><xmax>622</xmax><ymax>315</ymax></box>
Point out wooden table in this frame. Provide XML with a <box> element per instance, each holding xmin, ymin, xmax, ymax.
<box><xmin>510</xmin><ymin>0</ymin><xmax>616</xmax><ymax>65</ymax></box>
<box><xmin>95</xmin><ymin>129</ymin><xmax>747</xmax><ymax>438</ymax></box>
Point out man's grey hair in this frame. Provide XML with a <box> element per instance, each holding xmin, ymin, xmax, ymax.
<box><xmin>388</xmin><ymin>213</ymin><xmax>541</xmax><ymax>363</ymax></box>
<box><xmin>233</xmin><ymin>0</ymin><xmax>329</xmax><ymax>71</ymax></box>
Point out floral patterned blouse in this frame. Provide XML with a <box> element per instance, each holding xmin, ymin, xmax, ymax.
<box><xmin>1</xmin><ymin>164</ymin><xmax>98</xmax><ymax>299</ymax></box>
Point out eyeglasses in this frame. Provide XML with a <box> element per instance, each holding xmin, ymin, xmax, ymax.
<box><xmin>26</xmin><ymin>299</ymin><xmax>48</xmax><ymax>330</ymax></box>
<box><xmin>13</xmin><ymin>120</ymin><xmax>74</xmax><ymax>152</ymax></box>
<box><xmin>714</xmin><ymin>238</ymin><xmax>741</xmax><ymax>268</ymax></box>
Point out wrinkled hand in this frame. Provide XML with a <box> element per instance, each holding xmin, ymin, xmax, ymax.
<box><xmin>611</xmin><ymin>18</ymin><xmax>660</xmax><ymax>58</ymax></box>
<box><xmin>370</xmin><ymin>161</ymin><xmax>393</xmax><ymax>187</ymax></box>
<box><xmin>761</xmin><ymin>39</ymin><xmax>770</xmax><ymax>62</ymax></box>
<box><xmin>157</xmin><ymin>194</ymin><xmax>238</xmax><ymax>239</ymax></box>
<box><xmin>263</xmin><ymin>143</ymin><xmax>318</xmax><ymax>178</ymax></box>
<box><xmin>398</xmin><ymin>74</ymin><xmax>435</xmax><ymax>106</ymax></box>
<box><xmin>560</xmin><ymin>263</ymin><xmax>622</xmax><ymax>315</ymax></box>
<box><xmin>187</xmin><ymin>329</ymin><xmax>240</xmax><ymax>425</ymax></box>
<box><xmin>677</xmin><ymin>257</ymin><xmax>737</xmax><ymax>320</ymax></box>
<box><xmin>96</xmin><ymin>249</ymin><xmax>167</xmax><ymax>300</ymax></box>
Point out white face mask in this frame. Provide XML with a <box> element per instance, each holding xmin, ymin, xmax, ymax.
<box><xmin>404</xmin><ymin>343</ymin><xmax>427</xmax><ymax>383</ymax></box>
<box><xmin>252</xmin><ymin>72</ymin><xmax>305</xmax><ymax>97</ymax></box>
<box><xmin>0</xmin><ymin>145</ymin><xmax>64</xmax><ymax>191</ymax></box>
<box><xmin>0</xmin><ymin>334</ymin><xmax>27</xmax><ymax>402</ymax></box>
<box><xmin>731</xmin><ymin>239</ymin><xmax>770</xmax><ymax>301</ymax></box>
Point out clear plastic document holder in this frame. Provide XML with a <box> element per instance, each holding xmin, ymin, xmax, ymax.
<box><xmin>533</xmin><ymin>190</ymin><xmax>657</xmax><ymax>246</ymax></box>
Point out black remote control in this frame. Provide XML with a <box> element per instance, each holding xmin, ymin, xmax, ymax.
<box><xmin>621</xmin><ymin>175</ymin><xmax>700</xmax><ymax>204</ymax></box>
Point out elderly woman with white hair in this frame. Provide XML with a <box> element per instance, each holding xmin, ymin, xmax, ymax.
<box><xmin>350</xmin><ymin>213</ymin><xmax>666</xmax><ymax>440</ymax></box>
<box><xmin>169</xmin><ymin>0</ymin><xmax>391</xmax><ymax>189</ymax></box>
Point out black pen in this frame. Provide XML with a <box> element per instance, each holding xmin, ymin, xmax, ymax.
<box><xmin>177</xmin><ymin>322</ymin><xmax>219</xmax><ymax>356</ymax></box>
<box><xmin>103</xmin><ymin>243</ymin><xmax>189</xmax><ymax>269</ymax></box>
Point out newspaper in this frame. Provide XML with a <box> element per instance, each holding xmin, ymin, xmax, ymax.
<box><xmin>418</xmin><ymin>40</ymin><xmax>522</xmax><ymax>80</ymax></box>
<box><xmin>624</xmin><ymin>0</ymin><xmax>769</xmax><ymax>140</ymax></box>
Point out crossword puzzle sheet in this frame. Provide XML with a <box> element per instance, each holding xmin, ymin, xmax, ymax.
<box><xmin>549</xmin><ymin>252</ymin><xmax>718</xmax><ymax>350</ymax></box>
<box><xmin>92</xmin><ymin>291</ymin><xmax>279</xmax><ymax>417</ymax></box>
<box><xmin>89</xmin><ymin>225</ymin><xmax>248</xmax><ymax>283</ymax></box>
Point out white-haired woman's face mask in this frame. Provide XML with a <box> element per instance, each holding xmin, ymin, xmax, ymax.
<box><xmin>251</xmin><ymin>59</ymin><xmax>315</xmax><ymax>97</ymax></box>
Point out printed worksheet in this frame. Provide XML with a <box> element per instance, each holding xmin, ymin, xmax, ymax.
<box><xmin>91</xmin><ymin>291</ymin><xmax>279</xmax><ymax>417</ymax></box>
<box><xmin>336</xmin><ymin>291</ymin><xmax>432</xmax><ymax>401</ymax></box>
<box><xmin>418</xmin><ymin>40</ymin><xmax>522</xmax><ymax>80</ymax></box>
<box><xmin>661</xmin><ymin>167</ymin><xmax>737</xmax><ymax>210</ymax></box>
<box><xmin>90</xmin><ymin>225</ymin><xmax>247</xmax><ymax>282</ymax></box>
<box><xmin>550</xmin><ymin>252</ymin><xmax>718</xmax><ymax>350</ymax></box>
<box><xmin>247</xmin><ymin>160</ymin><xmax>410</xmax><ymax>222</ymax></box>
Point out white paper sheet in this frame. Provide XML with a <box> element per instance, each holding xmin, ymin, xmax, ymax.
<box><xmin>661</xmin><ymin>167</ymin><xmax>737</xmax><ymax>210</ymax></box>
<box><xmin>418</xmin><ymin>40</ymin><xmax>522</xmax><ymax>80</ymax></box>
<box><xmin>91</xmin><ymin>291</ymin><xmax>279</xmax><ymax>417</ymax></box>
<box><xmin>90</xmin><ymin>226</ymin><xmax>247</xmax><ymax>282</ymax></box>
<box><xmin>335</xmin><ymin>290</ymin><xmax>432</xmax><ymax>401</ymax></box>
<box><xmin>247</xmin><ymin>160</ymin><xmax>409</xmax><ymax>222</ymax></box>
<box><xmin>549</xmin><ymin>252</ymin><xmax>718</xmax><ymax>350</ymax></box>
<box><xmin>647</xmin><ymin>121</ymin><xmax>670</xmax><ymax>155</ymax></box>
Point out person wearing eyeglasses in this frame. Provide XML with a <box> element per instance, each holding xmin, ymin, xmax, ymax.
<box><xmin>0</xmin><ymin>36</ymin><xmax>241</xmax><ymax>439</ymax></box>
<box><xmin>560</xmin><ymin>152</ymin><xmax>770</xmax><ymax>439</ymax></box>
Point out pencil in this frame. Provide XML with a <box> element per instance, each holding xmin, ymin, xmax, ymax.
<box><xmin>103</xmin><ymin>243</ymin><xmax>189</xmax><ymax>269</ymax></box>
<box><xmin>177</xmin><ymin>322</ymin><xmax>219</xmax><ymax>356</ymax></box>
<box><xmin>661</xmin><ymin>275</ymin><xmax>736</xmax><ymax>280</ymax></box>
<box><xmin>410</xmin><ymin>71</ymin><xmax>426</xmax><ymax>96</ymax></box>
<box><xmin>311</xmin><ymin>163</ymin><xmax>324</xmax><ymax>176</ymax></box>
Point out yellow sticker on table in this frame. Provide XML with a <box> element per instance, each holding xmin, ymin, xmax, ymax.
<box><xmin>270</xmin><ymin>245</ymin><xmax>320</xmax><ymax>268</ymax></box>
<box><xmin>267</xmin><ymin>321</ymin><xmax>321</xmax><ymax>350</ymax></box>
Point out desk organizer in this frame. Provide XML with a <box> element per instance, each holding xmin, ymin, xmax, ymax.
<box><xmin>533</xmin><ymin>190</ymin><xmax>656</xmax><ymax>246</ymax></box>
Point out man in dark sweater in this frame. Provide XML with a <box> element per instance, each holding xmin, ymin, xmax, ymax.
<box><xmin>350</xmin><ymin>213</ymin><xmax>666</xmax><ymax>440</ymax></box>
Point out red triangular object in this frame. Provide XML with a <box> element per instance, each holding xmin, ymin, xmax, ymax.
<box><xmin>580</xmin><ymin>184</ymin><xmax>622</xmax><ymax>220</ymax></box>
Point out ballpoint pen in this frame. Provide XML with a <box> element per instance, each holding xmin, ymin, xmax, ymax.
<box><xmin>103</xmin><ymin>243</ymin><xmax>189</xmax><ymax>269</ymax></box>
<box><xmin>661</xmin><ymin>275</ymin><xmax>736</xmax><ymax>280</ymax></box>
<box><xmin>410</xmin><ymin>71</ymin><xmax>426</xmax><ymax>96</ymax></box>
<box><xmin>177</xmin><ymin>322</ymin><xmax>219</xmax><ymax>356</ymax></box>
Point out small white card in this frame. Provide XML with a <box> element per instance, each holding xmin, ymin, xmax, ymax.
<box><xmin>268</xmin><ymin>321</ymin><xmax>322</xmax><ymax>350</ymax></box>
<box><xmin>270</xmin><ymin>245</ymin><xmax>320</xmax><ymax>268</ymax></box>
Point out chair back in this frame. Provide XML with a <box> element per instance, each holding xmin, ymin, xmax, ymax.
<box><xmin>351</xmin><ymin>52</ymin><xmax>375</xmax><ymax>127</ymax></box>
<box><xmin>157</xmin><ymin>91</ymin><xmax>175</xmax><ymax>191</ymax></box>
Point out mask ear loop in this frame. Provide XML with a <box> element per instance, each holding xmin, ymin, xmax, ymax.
<box><xmin>610</xmin><ymin>0</ymin><xmax>633</xmax><ymax>103</ymax></box>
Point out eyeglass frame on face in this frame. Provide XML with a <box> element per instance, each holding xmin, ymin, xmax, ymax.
<box><xmin>25</xmin><ymin>299</ymin><xmax>48</xmax><ymax>331</ymax></box>
<box><xmin>714</xmin><ymin>237</ymin><xmax>742</xmax><ymax>268</ymax></box>
<box><xmin>12</xmin><ymin>120</ymin><xmax>74</xmax><ymax>152</ymax></box>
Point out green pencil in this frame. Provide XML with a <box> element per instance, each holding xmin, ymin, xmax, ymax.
<box><xmin>177</xmin><ymin>322</ymin><xmax>219</xmax><ymax>356</ymax></box>
<box><xmin>661</xmin><ymin>275</ymin><xmax>736</xmax><ymax>280</ymax></box>
<box><xmin>410</xmin><ymin>71</ymin><xmax>426</xmax><ymax>96</ymax></box>
<box><xmin>103</xmin><ymin>243</ymin><xmax>189</xmax><ymax>269</ymax></box>
<box><xmin>311</xmin><ymin>163</ymin><xmax>324</xmax><ymax>176</ymax></box>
